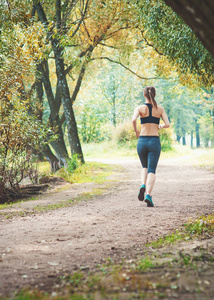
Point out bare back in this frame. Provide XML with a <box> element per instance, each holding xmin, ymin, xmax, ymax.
<box><xmin>138</xmin><ymin>104</ymin><xmax>164</xmax><ymax>136</ymax></box>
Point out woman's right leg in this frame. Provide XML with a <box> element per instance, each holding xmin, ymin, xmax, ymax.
<box><xmin>146</xmin><ymin>172</ymin><xmax>156</xmax><ymax>195</ymax></box>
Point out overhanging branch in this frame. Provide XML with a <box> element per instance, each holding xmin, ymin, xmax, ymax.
<box><xmin>137</xmin><ymin>27</ymin><xmax>163</xmax><ymax>56</ymax></box>
<box><xmin>90</xmin><ymin>57</ymin><xmax>161</xmax><ymax>80</ymax></box>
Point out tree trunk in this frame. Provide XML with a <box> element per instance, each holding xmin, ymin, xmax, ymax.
<box><xmin>195</xmin><ymin>119</ymin><xmax>200</xmax><ymax>147</ymax></box>
<box><xmin>164</xmin><ymin>0</ymin><xmax>214</xmax><ymax>58</ymax></box>
<box><xmin>53</xmin><ymin>44</ymin><xmax>85</xmax><ymax>163</ymax></box>
<box><xmin>37</xmin><ymin>61</ymin><xmax>69</xmax><ymax>166</ymax></box>
<box><xmin>191</xmin><ymin>130</ymin><xmax>194</xmax><ymax>148</ymax></box>
<box><xmin>182</xmin><ymin>136</ymin><xmax>186</xmax><ymax>146</ymax></box>
<box><xmin>112</xmin><ymin>92</ymin><xmax>116</xmax><ymax>127</ymax></box>
<box><xmin>42</xmin><ymin>144</ymin><xmax>61</xmax><ymax>172</ymax></box>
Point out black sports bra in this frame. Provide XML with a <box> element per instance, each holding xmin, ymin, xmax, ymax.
<box><xmin>140</xmin><ymin>103</ymin><xmax>160</xmax><ymax>125</ymax></box>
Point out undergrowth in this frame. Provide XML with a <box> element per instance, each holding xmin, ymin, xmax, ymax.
<box><xmin>147</xmin><ymin>213</ymin><xmax>214</xmax><ymax>248</ymax></box>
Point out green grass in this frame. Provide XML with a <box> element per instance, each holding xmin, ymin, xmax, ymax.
<box><xmin>56</xmin><ymin>161</ymin><xmax>117</xmax><ymax>184</ymax></box>
<box><xmin>137</xmin><ymin>256</ymin><xmax>156</xmax><ymax>271</ymax></box>
<box><xmin>83</xmin><ymin>141</ymin><xmax>214</xmax><ymax>170</ymax></box>
<box><xmin>147</xmin><ymin>213</ymin><xmax>214</xmax><ymax>249</ymax></box>
<box><xmin>37</xmin><ymin>161</ymin><xmax>51</xmax><ymax>173</ymax></box>
<box><xmin>82</xmin><ymin>140</ymin><xmax>137</xmax><ymax>159</ymax></box>
<box><xmin>159</xmin><ymin>143</ymin><xmax>214</xmax><ymax>170</ymax></box>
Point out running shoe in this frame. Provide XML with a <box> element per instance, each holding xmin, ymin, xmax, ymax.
<box><xmin>145</xmin><ymin>194</ymin><xmax>154</xmax><ymax>207</ymax></box>
<box><xmin>138</xmin><ymin>184</ymin><xmax>145</xmax><ymax>201</ymax></box>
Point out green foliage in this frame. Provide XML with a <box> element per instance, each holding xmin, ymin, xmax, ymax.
<box><xmin>75</xmin><ymin>101</ymin><xmax>113</xmax><ymax>143</ymax></box>
<box><xmin>137</xmin><ymin>256</ymin><xmax>155</xmax><ymax>271</ymax></box>
<box><xmin>133</xmin><ymin>0</ymin><xmax>214</xmax><ymax>87</ymax></box>
<box><xmin>62</xmin><ymin>272</ymin><xmax>84</xmax><ymax>287</ymax></box>
<box><xmin>184</xmin><ymin>216</ymin><xmax>214</xmax><ymax>236</ymax></box>
<box><xmin>67</xmin><ymin>154</ymin><xmax>82</xmax><ymax>173</ymax></box>
<box><xmin>199</xmin><ymin>114</ymin><xmax>214</xmax><ymax>147</ymax></box>
<box><xmin>56</xmin><ymin>162</ymin><xmax>114</xmax><ymax>184</ymax></box>
<box><xmin>114</xmin><ymin>122</ymin><xmax>137</xmax><ymax>147</ymax></box>
<box><xmin>0</xmin><ymin>102</ymin><xmax>53</xmax><ymax>203</ymax></box>
<box><xmin>148</xmin><ymin>213</ymin><xmax>214</xmax><ymax>249</ymax></box>
<box><xmin>159</xmin><ymin>127</ymin><xmax>173</xmax><ymax>152</ymax></box>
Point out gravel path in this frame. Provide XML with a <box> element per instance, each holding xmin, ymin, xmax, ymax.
<box><xmin>0</xmin><ymin>156</ymin><xmax>213</xmax><ymax>297</ymax></box>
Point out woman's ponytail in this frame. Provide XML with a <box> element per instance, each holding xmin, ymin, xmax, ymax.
<box><xmin>143</xmin><ymin>86</ymin><xmax>157</xmax><ymax>108</ymax></box>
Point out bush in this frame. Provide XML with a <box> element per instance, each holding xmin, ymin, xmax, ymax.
<box><xmin>0</xmin><ymin>103</ymin><xmax>51</xmax><ymax>203</ymax></box>
<box><xmin>114</xmin><ymin>121</ymin><xmax>137</xmax><ymax>148</ymax></box>
<box><xmin>159</xmin><ymin>126</ymin><xmax>173</xmax><ymax>152</ymax></box>
<box><xmin>67</xmin><ymin>154</ymin><xmax>82</xmax><ymax>173</ymax></box>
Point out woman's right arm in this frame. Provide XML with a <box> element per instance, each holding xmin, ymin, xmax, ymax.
<box><xmin>159</xmin><ymin>108</ymin><xmax>170</xmax><ymax>129</ymax></box>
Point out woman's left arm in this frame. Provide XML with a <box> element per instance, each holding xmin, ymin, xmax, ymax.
<box><xmin>159</xmin><ymin>108</ymin><xmax>170</xmax><ymax>129</ymax></box>
<box><xmin>132</xmin><ymin>107</ymin><xmax>140</xmax><ymax>138</ymax></box>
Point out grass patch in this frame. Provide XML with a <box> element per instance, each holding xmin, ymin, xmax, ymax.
<box><xmin>0</xmin><ymin>196</ymin><xmax>39</xmax><ymax>211</ymax></box>
<box><xmin>137</xmin><ymin>256</ymin><xmax>156</xmax><ymax>272</ymax></box>
<box><xmin>37</xmin><ymin>161</ymin><xmax>51</xmax><ymax>173</ymax></box>
<box><xmin>56</xmin><ymin>161</ymin><xmax>118</xmax><ymax>184</ymax></box>
<box><xmin>82</xmin><ymin>141</ymin><xmax>137</xmax><ymax>159</ymax></box>
<box><xmin>147</xmin><ymin>213</ymin><xmax>214</xmax><ymax>249</ymax></box>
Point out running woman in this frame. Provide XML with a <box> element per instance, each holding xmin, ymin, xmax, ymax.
<box><xmin>132</xmin><ymin>86</ymin><xmax>170</xmax><ymax>207</ymax></box>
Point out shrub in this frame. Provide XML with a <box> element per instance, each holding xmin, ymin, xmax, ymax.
<box><xmin>0</xmin><ymin>103</ymin><xmax>51</xmax><ymax>203</ymax></box>
<box><xmin>67</xmin><ymin>154</ymin><xmax>82</xmax><ymax>173</ymax></box>
<box><xmin>114</xmin><ymin>121</ymin><xmax>137</xmax><ymax>147</ymax></box>
<box><xmin>159</xmin><ymin>126</ymin><xmax>174</xmax><ymax>152</ymax></box>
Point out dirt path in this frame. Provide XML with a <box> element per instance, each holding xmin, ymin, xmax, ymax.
<box><xmin>0</xmin><ymin>156</ymin><xmax>213</xmax><ymax>298</ymax></box>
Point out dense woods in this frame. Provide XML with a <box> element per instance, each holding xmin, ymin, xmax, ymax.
<box><xmin>0</xmin><ymin>0</ymin><xmax>214</xmax><ymax>201</ymax></box>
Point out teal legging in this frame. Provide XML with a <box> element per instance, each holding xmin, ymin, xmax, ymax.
<box><xmin>137</xmin><ymin>136</ymin><xmax>161</xmax><ymax>174</ymax></box>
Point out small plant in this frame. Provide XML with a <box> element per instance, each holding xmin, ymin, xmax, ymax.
<box><xmin>67</xmin><ymin>154</ymin><xmax>82</xmax><ymax>173</ymax></box>
<box><xmin>68</xmin><ymin>272</ymin><xmax>84</xmax><ymax>287</ymax></box>
<box><xmin>137</xmin><ymin>256</ymin><xmax>155</xmax><ymax>271</ymax></box>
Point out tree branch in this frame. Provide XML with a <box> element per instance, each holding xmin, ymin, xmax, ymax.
<box><xmin>56</xmin><ymin>0</ymin><xmax>62</xmax><ymax>30</ymax></box>
<box><xmin>137</xmin><ymin>27</ymin><xmax>163</xmax><ymax>56</ymax></box>
<box><xmin>90</xmin><ymin>57</ymin><xmax>161</xmax><ymax>80</ymax></box>
<box><xmin>98</xmin><ymin>42</ymin><xmax>119</xmax><ymax>49</ymax></box>
<box><xmin>60</xmin><ymin>48</ymin><xmax>94</xmax><ymax>125</ymax></box>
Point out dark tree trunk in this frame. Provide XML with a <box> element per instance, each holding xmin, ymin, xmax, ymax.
<box><xmin>42</xmin><ymin>144</ymin><xmax>61</xmax><ymax>172</ymax></box>
<box><xmin>35</xmin><ymin>68</ymin><xmax>62</xmax><ymax>169</ymax></box>
<box><xmin>37</xmin><ymin>61</ymin><xmax>69</xmax><ymax>167</ymax></box>
<box><xmin>112</xmin><ymin>93</ymin><xmax>116</xmax><ymax>127</ymax></box>
<box><xmin>164</xmin><ymin>0</ymin><xmax>214</xmax><ymax>58</ymax></box>
<box><xmin>176</xmin><ymin>134</ymin><xmax>181</xmax><ymax>143</ymax></box>
<box><xmin>35</xmin><ymin>68</ymin><xmax>43</xmax><ymax>121</ymax></box>
<box><xmin>182</xmin><ymin>136</ymin><xmax>186</xmax><ymax>145</ymax></box>
<box><xmin>195</xmin><ymin>119</ymin><xmax>200</xmax><ymax>147</ymax></box>
<box><xmin>191</xmin><ymin>130</ymin><xmax>194</xmax><ymax>148</ymax></box>
<box><xmin>52</xmin><ymin>39</ymin><xmax>85</xmax><ymax>163</ymax></box>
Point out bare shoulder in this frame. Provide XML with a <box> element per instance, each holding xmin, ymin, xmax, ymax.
<box><xmin>138</xmin><ymin>104</ymin><xmax>147</xmax><ymax>112</ymax></box>
<box><xmin>157</xmin><ymin>105</ymin><xmax>164</xmax><ymax>113</ymax></box>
